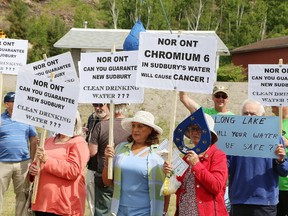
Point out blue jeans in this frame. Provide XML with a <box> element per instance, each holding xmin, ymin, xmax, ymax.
<box><xmin>117</xmin><ymin>205</ymin><xmax>150</xmax><ymax>216</ymax></box>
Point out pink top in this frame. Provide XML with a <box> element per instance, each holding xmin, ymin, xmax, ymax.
<box><xmin>32</xmin><ymin>136</ymin><xmax>89</xmax><ymax>216</ymax></box>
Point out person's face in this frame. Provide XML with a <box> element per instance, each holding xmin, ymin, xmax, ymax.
<box><xmin>4</xmin><ymin>101</ymin><xmax>14</xmax><ymax>115</ymax></box>
<box><xmin>187</xmin><ymin>124</ymin><xmax>201</xmax><ymax>145</ymax></box>
<box><xmin>242</xmin><ymin>103</ymin><xmax>259</xmax><ymax>116</ymax></box>
<box><xmin>213</xmin><ymin>92</ymin><xmax>228</xmax><ymax>109</ymax></box>
<box><xmin>93</xmin><ymin>103</ymin><xmax>109</xmax><ymax>119</ymax></box>
<box><xmin>131</xmin><ymin>122</ymin><xmax>152</xmax><ymax>144</ymax></box>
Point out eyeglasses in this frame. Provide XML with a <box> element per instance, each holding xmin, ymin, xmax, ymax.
<box><xmin>243</xmin><ymin>112</ymin><xmax>257</xmax><ymax>116</ymax></box>
<box><xmin>188</xmin><ymin>127</ymin><xmax>201</xmax><ymax>132</ymax></box>
<box><xmin>214</xmin><ymin>93</ymin><xmax>228</xmax><ymax>99</ymax></box>
<box><xmin>93</xmin><ymin>103</ymin><xmax>105</xmax><ymax>108</ymax></box>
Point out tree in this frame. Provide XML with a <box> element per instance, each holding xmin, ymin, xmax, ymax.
<box><xmin>6</xmin><ymin>0</ymin><xmax>29</xmax><ymax>39</ymax></box>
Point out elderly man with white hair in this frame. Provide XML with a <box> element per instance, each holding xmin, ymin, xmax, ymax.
<box><xmin>228</xmin><ymin>99</ymin><xmax>288</xmax><ymax>216</ymax></box>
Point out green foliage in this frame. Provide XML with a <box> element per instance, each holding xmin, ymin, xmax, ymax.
<box><xmin>6</xmin><ymin>0</ymin><xmax>29</xmax><ymax>39</ymax></box>
<box><xmin>4</xmin><ymin>0</ymin><xmax>288</xmax><ymax>74</ymax></box>
<box><xmin>217</xmin><ymin>64</ymin><xmax>247</xmax><ymax>82</ymax></box>
<box><xmin>26</xmin><ymin>14</ymin><xmax>68</xmax><ymax>62</ymax></box>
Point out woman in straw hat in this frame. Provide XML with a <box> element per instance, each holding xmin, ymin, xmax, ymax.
<box><xmin>102</xmin><ymin>111</ymin><xmax>168</xmax><ymax>216</ymax></box>
<box><xmin>164</xmin><ymin>114</ymin><xmax>228</xmax><ymax>216</ymax></box>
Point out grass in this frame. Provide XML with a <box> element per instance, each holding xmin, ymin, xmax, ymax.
<box><xmin>3</xmin><ymin>179</ymin><xmax>176</xmax><ymax>215</ymax></box>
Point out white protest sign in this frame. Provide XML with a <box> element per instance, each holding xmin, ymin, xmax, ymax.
<box><xmin>212</xmin><ymin>115</ymin><xmax>280</xmax><ymax>158</ymax></box>
<box><xmin>136</xmin><ymin>32</ymin><xmax>217</xmax><ymax>93</ymax></box>
<box><xmin>20</xmin><ymin>52</ymin><xmax>78</xmax><ymax>83</ymax></box>
<box><xmin>0</xmin><ymin>38</ymin><xmax>28</xmax><ymax>74</ymax></box>
<box><xmin>157</xmin><ymin>139</ymin><xmax>188</xmax><ymax>176</ymax></box>
<box><xmin>248</xmin><ymin>64</ymin><xmax>288</xmax><ymax>106</ymax></box>
<box><xmin>13</xmin><ymin>71</ymin><xmax>79</xmax><ymax>136</ymax></box>
<box><xmin>79</xmin><ymin>51</ymin><xmax>144</xmax><ymax>103</ymax></box>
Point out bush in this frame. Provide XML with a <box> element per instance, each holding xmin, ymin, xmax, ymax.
<box><xmin>217</xmin><ymin>64</ymin><xmax>247</xmax><ymax>82</ymax></box>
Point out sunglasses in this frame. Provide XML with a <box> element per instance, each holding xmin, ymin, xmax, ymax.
<box><xmin>93</xmin><ymin>103</ymin><xmax>106</xmax><ymax>108</ymax></box>
<box><xmin>214</xmin><ymin>93</ymin><xmax>228</xmax><ymax>99</ymax></box>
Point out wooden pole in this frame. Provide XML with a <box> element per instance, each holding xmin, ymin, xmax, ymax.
<box><xmin>167</xmin><ymin>90</ymin><xmax>178</xmax><ymax>163</ymax></box>
<box><xmin>31</xmin><ymin>129</ymin><xmax>47</xmax><ymax>203</ymax></box>
<box><xmin>108</xmin><ymin>102</ymin><xmax>115</xmax><ymax>179</ymax></box>
<box><xmin>108</xmin><ymin>44</ymin><xmax>116</xmax><ymax>179</ymax></box>
<box><xmin>32</xmin><ymin>53</ymin><xmax>49</xmax><ymax>203</ymax></box>
<box><xmin>278</xmin><ymin>59</ymin><xmax>283</xmax><ymax>135</ymax></box>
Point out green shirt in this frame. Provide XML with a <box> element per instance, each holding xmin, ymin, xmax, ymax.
<box><xmin>203</xmin><ymin>107</ymin><xmax>234</xmax><ymax>115</ymax></box>
<box><xmin>279</xmin><ymin>119</ymin><xmax>288</xmax><ymax>191</ymax></box>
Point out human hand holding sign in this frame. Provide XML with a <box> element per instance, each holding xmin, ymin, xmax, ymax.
<box><xmin>36</xmin><ymin>147</ymin><xmax>48</xmax><ymax>163</ymax></box>
<box><xmin>186</xmin><ymin>150</ymin><xmax>200</xmax><ymax>166</ymax></box>
<box><xmin>275</xmin><ymin>144</ymin><xmax>286</xmax><ymax>163</ymax></box>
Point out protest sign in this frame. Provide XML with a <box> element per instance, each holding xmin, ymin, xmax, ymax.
<box><xmin>0</xmin><ymin>38</ymin><xmax>28</xmax><ymax>74</ymax></box>
<box><xmin>212</xmin><ymin>115</ymin><xmax>280</xmax><ymax>158</ymax></box>
<box><xmin>248</xmin><ymin>64</ymin><xmax>288</xmax><ymax>106</ymax></box>
<box><xmin>20</xmin><ymin>52</ymin><xmax>78</xmax><ymax>83</ymax></box>
<box><xmin>136</xmin><ymin>32</ymin><xmax>217</xmax><ymax>93</ymax></box>
<box><xmin>13</xmin><ymin>71</ymin><xmax>79</xmax><ymax>136</ymax></box>
<box><xmin>79</xmin><ymin>51</ymin><xmax>144</xmax><ymax>103</ymax></box>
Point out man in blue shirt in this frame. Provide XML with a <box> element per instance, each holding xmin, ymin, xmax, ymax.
<box><xmin>0</xmin><ymin>92</ymin><xmax>38</xmax><ymax>216</ymax></box>
<box><xmin>228</xmin><ymin>99</ymin><xmax>288</xmax><ymax>216</ymax></box>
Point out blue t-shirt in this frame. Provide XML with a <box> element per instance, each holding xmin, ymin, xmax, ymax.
<box><xmin>119</xmin><ymin>152</ymin><xmax>150</xmax><ymax>208</ymax></box>
<box><xmin>0</xmin><ymin>110</ymin><xmax>37</xmax><ymax>162</ymax></box>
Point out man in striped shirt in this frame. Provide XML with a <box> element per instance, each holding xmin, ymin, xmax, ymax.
<box><xmin>0</xmin><ymin>92</ymin><xmax>38</xmax><ymax>216</ymax></box>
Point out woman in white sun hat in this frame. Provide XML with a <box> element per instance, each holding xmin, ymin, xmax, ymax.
<box><xmin>102</xmin><ymin>111</ymin><xmax>169</xmax><ymax>216</ymax></box>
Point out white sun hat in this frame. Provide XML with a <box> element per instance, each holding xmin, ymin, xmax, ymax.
<box><xmin>204</xmin><ymin>113</ymin><xmax>218</xmax><ymax>143</ymax></box>
<box><xmin>121</xmin><ymin>111</ymin><xmax>163</xmax><ymax>135</ymax></box>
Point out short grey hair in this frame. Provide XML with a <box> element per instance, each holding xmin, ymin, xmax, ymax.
<box><xmin>73</xmin><ymin>110</ymin><xmax>83</xmax><ymax>136</ymax></box>
<box><xmin>107</xmin><ymin>103</ymin><xmax>128</xmax><ymax>114</ymax></box>
<box><xmin>240</xmin><ymin>99</ymin><xmax>265</xmax><ymax>116</ymax></box>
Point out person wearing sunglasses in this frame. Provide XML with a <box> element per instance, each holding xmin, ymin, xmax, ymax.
<box><xmin>228</xmin><ymin>99</ymin><xmax>288</xmax><ymax>216</ymax></box>
<box><xmin>85</xmin><ymin>103</ymin><xmax>110</xmax><ymax>216</ymax></box>
<box><xmin>89</xmin><ymin>104</ymin><xmax>130</xmax><ymax>216</ymax></box>
<box><xmin>179</xmin><ymin>85</ymin><xmax>234</xmax><ymax>115</ymax></box>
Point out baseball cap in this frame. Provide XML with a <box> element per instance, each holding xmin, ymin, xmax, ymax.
<box><xmin>4</xmin><ymin>92</ymin><xmax>15</xmax><ymax>103</ymax></box>
<box><xmin>213</xmin><ymin>85</ymin><xmax>229</xmax><ymax>96</ymax></box>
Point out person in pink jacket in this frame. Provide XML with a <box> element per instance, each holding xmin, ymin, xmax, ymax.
<box><xmin>29</xmin><ymin>111</ymin><xmax>90</xmax><ymax>216</ymax></box>
<box><xmin>164</xmin><ymin>113</ymin><xmax>228</xmax><ymax>216</ymax></box>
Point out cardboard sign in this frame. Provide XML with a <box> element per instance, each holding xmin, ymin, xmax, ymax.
<box><xmin>13</xmin><ymin>71</ymin><xmax>79</xmax><ymax>136</ymax></box>
<box><xmin>248</xmin><ymin>64</ymin><xmax>288</xmax><ymax>106</ymax></box>
<box><xmin>79</xmin><ymin>51</ymin><xmax>144</xmax><ymax>103</ymax></box>
<box><xmin>136</xmin><ymin>32</ymin><xmax>217</xmax><ymax>93</ymax></box>
<box><xmin>20</xmin><ymin>52</ymin><xmax>78</xmax><ymax>83</ymax></box>
<box><xmin>0</xmin><ymin>38</ymin><xmax>28</xmax><ymax>74</ymax></box>
<box><xmin>212</xmin><ymin>115</ymin><xmax>280</xmax><ymax>158</ymax></box>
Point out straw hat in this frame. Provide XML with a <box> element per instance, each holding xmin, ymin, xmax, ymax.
<box><xmin>121</xmin><ymin>111</ymin><xmax>163</xmax><ymax>134</ymax></box>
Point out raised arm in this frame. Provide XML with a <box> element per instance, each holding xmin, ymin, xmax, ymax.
<box><xmin>179</xmin><ymin>91</ymin><xmax>200</xmax><ymax>113</ymax></box>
